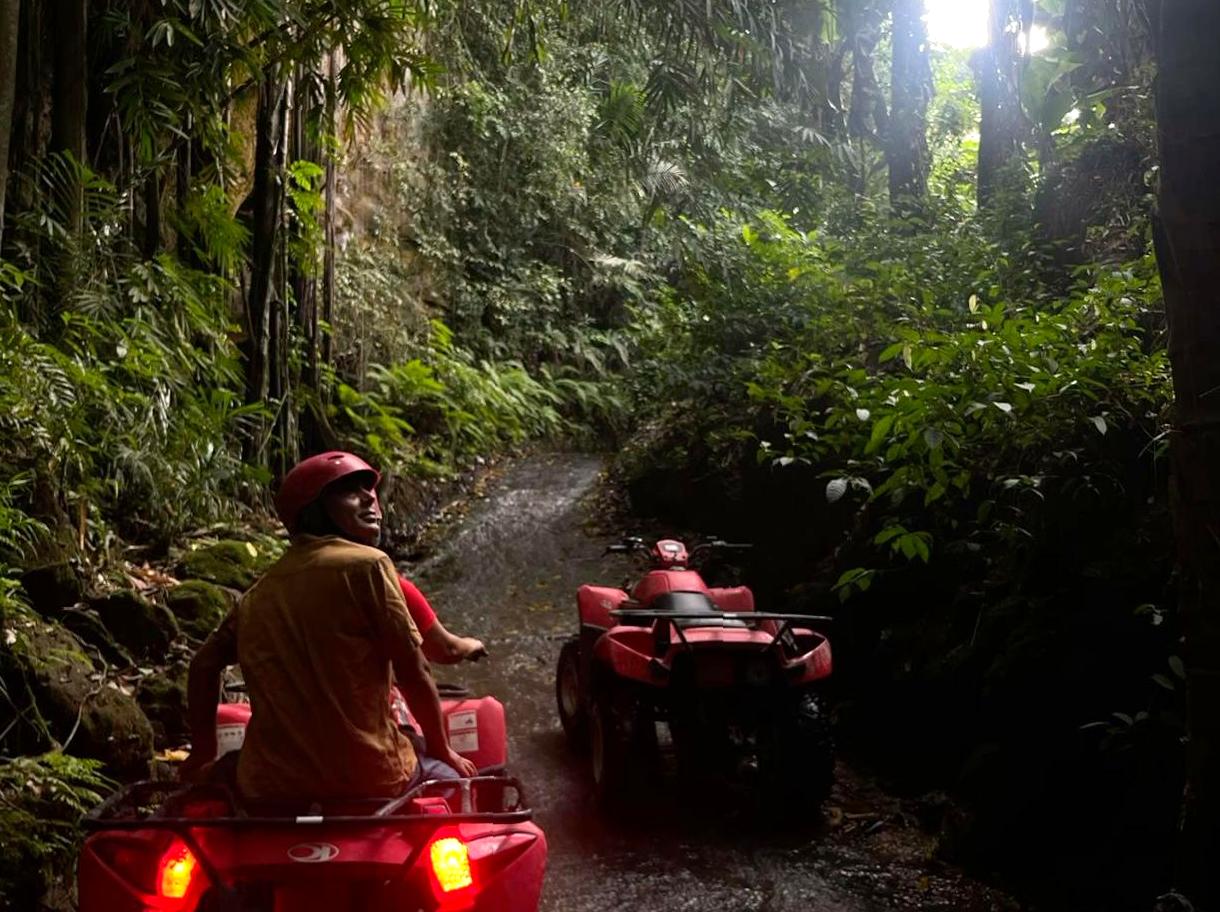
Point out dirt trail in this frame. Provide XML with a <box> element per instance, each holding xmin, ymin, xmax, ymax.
<box><xmin>400</xmin><ymin>453</ymin><xmax>1023</xmax><ymax>912</ymax></box>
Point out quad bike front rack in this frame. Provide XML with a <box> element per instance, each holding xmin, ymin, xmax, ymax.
<box><xmin>608</xmin><ymin>609</ymin><xmax>832</xmax><ymax>656</ymax></box>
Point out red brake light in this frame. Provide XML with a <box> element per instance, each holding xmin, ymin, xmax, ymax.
<box><xmin>157</xmin><ymin>841</ymin><xmax>199</xmax><ymax>899</ymax></box>
<box><xmin>429</xmin><ymin>837</ymin><xmax>473</xmax><ymax>893</ymax></box>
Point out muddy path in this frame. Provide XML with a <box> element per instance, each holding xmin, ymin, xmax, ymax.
<box><xmin>398</xmin><ymin>453</ymin><xmax>1024</xmax><ymax>912</ymax></box>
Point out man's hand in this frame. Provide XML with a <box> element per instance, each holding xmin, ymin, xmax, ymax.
<box><xmin>445</xmin><ymin>748</ymin><xmax>479</xmax><ymax>778</ymax></box>
<box><xmin>177</xmin><ymin>751</ymin><xmax>214</xmax><ymax>784</ymax></box>
<box><xmin>457</xmin><ymin>636</ymin><xmax>487</xmax><ymax>662</ymax></box>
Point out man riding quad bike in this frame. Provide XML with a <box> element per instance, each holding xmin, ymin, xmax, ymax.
<box><xmin>78</xmin><ymin>452</ymin><xmax>547</xmax><ymax>911</ymax></box>
<box><xmin>556</xmin><ymin>537</ymin><xmax>834</xmax><ymax>813</ymax></box>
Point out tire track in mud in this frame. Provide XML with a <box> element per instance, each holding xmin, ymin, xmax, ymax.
<box><xmin>399</xmin><ymin>452</ymin><xmax>1023</xmax><ymax>912</ymax></box>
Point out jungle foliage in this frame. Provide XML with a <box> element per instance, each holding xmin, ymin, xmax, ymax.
<box><xmin>0</xmin><ymin>0</ymin><xmax>1206</xmax><ymax>908</ymax></box>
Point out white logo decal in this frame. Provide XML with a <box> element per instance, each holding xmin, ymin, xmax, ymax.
<box><xmin>287</xmin><ymin>842</ymin><xmax>340</xmax><ymax>863</ymax></box>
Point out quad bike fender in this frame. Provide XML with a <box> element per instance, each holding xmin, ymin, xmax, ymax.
<box><xmin>707</xmin><ymin>586</ymin><xmax>754</xmax><ymax>613</ymax></box>
<box><xmin>592</xmin><ymin>627</ymin><xmax>660</xmax><ymax>685</ymax></box>
<box><xmin>216</xmin><ymin>694</ymin><xmax>509</xmax><ymax>769</ymax></box>
<box><xmin>392</xmin><ymin>691</ymin><xmax>510</xmax><ymax>770</ymax></box>
<box><xmin>577</xmin><ymin>585</ymin><xmax>628</xmax><ymax>629</ymax></box>
<box><xmin>784</xmin><ymin>632</ymin><xmax>833</xmax><ymax>684</ymax></box>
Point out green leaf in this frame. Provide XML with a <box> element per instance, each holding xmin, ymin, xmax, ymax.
<box><xmin>993</xmin><ymin>402</ymin><xmax>1013</xmax><ymax>414</ymax></box>
<box><xmin>1090</xmin><ymin>415</ymin><xmax>1108</xmax><ymax>435</ymax></box>
<box><xmin>826</xmin><ymin>478</ymin><xmax>849</xmax><ymax>503</ymax></box>
<box><xmin>1151</xmin><ymin>674</ymin><xmax>1176</xmax><ymax>692</ymax></box>
<box><xmin>865</xmin><ymin>415</ymin><xmax>895</xmax><ymax>455</ymax></box>
<box><xmin>1169</xmin><ymin>656</ymin><xmax>1187</xmax><ymax>680</ymax></box>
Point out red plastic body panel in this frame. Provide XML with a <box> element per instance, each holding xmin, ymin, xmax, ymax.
<box><xmin>630</xmin><ymin>570</ymin><xmax>709</xmax><ymax>606</ymax></box>
<box><xmin>593</xmin><ymin>625</ymin><xmax>834</xmax><ymax>687</ymax></box>
<box><xmin>79</xmin><ymin>819</ymin><xmax>547</xmax><ymax>912</ymax></box>
<box><xmin>707</xmin><ymin>586</ymin><xmax>754</xmax><ymax>613</ymax></box>
<box><xmin>215</xmin><ymin>702</ymin><xmax>251</xmax><ymax>758</ymax></box>
<box><xmin>576</xmin><ymin>585</ymin><xmax>628</xmax><ymax>628</ymax></box>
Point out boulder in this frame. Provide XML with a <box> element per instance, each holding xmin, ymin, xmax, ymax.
<box><xmin>88</xmin><ymin>590</ymin><xmax>180</xmax><ymax>661</ymax></box>
<box><xmin>165</xmin><ymin>579</ymin><xmax>237</xmax><ymax>639</ymax></box>
<box><xmin>56</xmin><ymin>605</ymin><xmax>134</xmax><ymax>668</ymax></box>
<box><xmin>179</xmin><ymin>539</ymin><xmax>274</xmax><ymax>590</ymax></box>
<box><xmin>137</xmin><ymin>665</ymin><xmax>190</xmax><ymax>749</ymax></box>
<box><xmin>0</xmin><ymin>610</ymin><xmax>153</xmax><ymax>776</ymax></box>
<box><xmin>19</xmin><ymin>561</ymin><xmax>85</xmax><ymax>617</ymax></box>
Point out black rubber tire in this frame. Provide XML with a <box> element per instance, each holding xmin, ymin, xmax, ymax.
<box><xmin>766</xmin><ymin>693</ymin><xmax>835</xmax><ymax>812</ymax></box>
<box><xmin>585</xmin><ymin>687</ymin><xmax>653</xmax><ymax>809</ymax></box>
<box><xmin>589</xmin><ymin>690</ymin><xmax>634</xmax><ymax>808</ymax></box>
<box><xmin>556</xmin><ymin>638</ymin><xmax>588</xmax><ymax>747</ymax></box>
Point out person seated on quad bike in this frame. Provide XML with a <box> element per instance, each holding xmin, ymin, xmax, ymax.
<box><xmin>181</xmin><ymin>451</ymin><xmax>478</xmax><ymax>798</ymax></box>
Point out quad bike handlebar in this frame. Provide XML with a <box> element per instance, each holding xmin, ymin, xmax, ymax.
<box><xmin>604</xmin><ymin>536</ymin><xmax>752</xmax><ymax>566</ymax></box>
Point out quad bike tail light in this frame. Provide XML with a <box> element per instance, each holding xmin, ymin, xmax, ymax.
<box><xmin>429</xmin><ymin>837</ymin><xmax>473</xmax><ymax>893</ymax></box>
<box><xmin>88</xmin><ymin>833</ymin><xmax>205</xmax><ymax>902</ymax></box>
<box><xmin>158</xmin><ymin>840</ymin><xmax>200</xmax><ymax>899</ymax></box>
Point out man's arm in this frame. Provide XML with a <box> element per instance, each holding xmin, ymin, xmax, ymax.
<box><xmin>422</xmin><ymin>618</ymin><xmax>487</xmax><ymax>665</ymax></box>
<box><xmin>399</xmin><ymin>576</ymin><xmax>487</xmax><ymax>665</ymax></box>
<box><xmin>369</xmin><ymin>559</ymin><xmax>477</xmax><ymax>777</ymax></box>
<box><xmin>181</xmin><ymin>610</ymin><xmax>237</xmax><ymax>780</ymax></box>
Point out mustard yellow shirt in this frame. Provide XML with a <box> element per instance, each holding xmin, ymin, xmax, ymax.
<box><xmin>202</xmin><ymin>535</ymin><xmax>422</xmax><ymax>799</ymax></box>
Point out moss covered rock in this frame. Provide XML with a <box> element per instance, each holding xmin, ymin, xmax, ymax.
<box><xmin>0</xmin><ymin>610</ymin><xmax>153</xmax><ymax>776</ymax></box>
<box><xmin>137</xmin><ymin>665</ymin><xmax>190</xmax><ymax>749</ymax></box>
<box><xmin>57</xmin><ymin>605</ymin><xmax>134</xmax><ymax>668</ymax></box>
<box><xmin>179</xmin><ymin>539</ymin><xmax>274</xmax><ymax>589</ymax></box>
<box><xmin>88</xmin><ymin>590</ymin><xmax>180</xmax><ymax>661</ymax></box>
<box><xmin>19</xmin><ymin>561</ymin><xmax>86</xmax><ymax>617</ymax></box>
<box><xmin>166</xmin><ymin>579</ymin><xmax>237</xmax><ymax>639</ymax></box>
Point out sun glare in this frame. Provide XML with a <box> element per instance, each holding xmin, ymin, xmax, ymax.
<box><xmin>926</xmin><ymin>0</ymin><xmax>988</xmax><ymax>49</ymax></box>
<box><xmin>925</xmin><ymin>0</ymin><xmax>1052</xmax><ymax>53</ymax></box>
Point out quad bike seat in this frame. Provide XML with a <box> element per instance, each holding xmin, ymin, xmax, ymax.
<box><xmin>650</xmin><ymin>591</ymin><xmax>748</xmax><ymax>627</ymax></box>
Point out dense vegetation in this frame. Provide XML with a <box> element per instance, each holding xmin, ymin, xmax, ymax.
<box><xmin>2</xmin><ymin>0</ymin><xmax>1219</xmax><ymax>910</ymax></box>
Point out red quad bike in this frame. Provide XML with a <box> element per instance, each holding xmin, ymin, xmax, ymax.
<box><xmin>78</xmin><ymin>683</ymin><xmax>547</xmax><ymax>912</ymax></box>
<box><xmin>556</xmin><ymin>537</ymin><xmax>834</xmax><ymax>813</ymax></box>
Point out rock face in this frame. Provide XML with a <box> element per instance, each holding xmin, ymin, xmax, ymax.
<box><xmin>88</xmin><ymin>590</ymin><xmax>180</xmax><ymax>661</ymax></box>
<box><xmin>136</xmin><ymin>665</ymin><xmax>190</xmax><ymax>749</ymax></box>
<box><xmin>0</xmin><ymin>610</ymin><xmax>153</xmax><ymax>777</ymax></box>
<box><xmin>179</xmin><ymin>539</ymin><xmax>274</xmax><ymax>589</ymax></box>
<box><xmin>56</xmin><ymin>605</ymin><xmax>134</xmax><ymax>668</ymax></box>
<box><xmin>166</xmin><ymin>579</ymin><xmax>238</xmax><ymax>639</ymax></box>
<box><xmin>19</xmin><ymin>561</ymin><xmax>86</xmax><ymax>616</ymax></box>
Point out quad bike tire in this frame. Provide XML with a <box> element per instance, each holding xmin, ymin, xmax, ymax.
<box><xmin>556</xmin><ymin>638</ymin><xmax>588</xmax><ymax>747</ymax></box>
<box><xmin>589</xmin><ymin>684</ymin><xmax>656</xmax><ymax>810</ymax></box>
<box><xmin>763</xmin><ymin>693</ymin><xmax>835</xmax><ymax>813</ymax></box>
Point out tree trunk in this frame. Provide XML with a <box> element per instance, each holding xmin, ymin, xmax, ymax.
<box><xmin>50</xmin><ymin>0</ymin><xmax>86</xmax><ymax>230</ymax></box>
<box><xmin>143</xmin><ymin>169</ymin><xmax>160</xmax><ymax>259</ymax></box>
<box><xmin>846</xmin><ymin>4</ymin><xmax>885</xmax><ymax>142</ymax></box>
<box><xmin>1154</xmin><ymin>2</ymin><xmax>1220</xmax><ymax>909</ymax></box>
<box><xmin>977</xmin><ymin>0</ymin><xmax>1026</xmax><ymax>208</ymax></box>
<box><xmin>887</xmin><ymin>0</ymin><xmax>932</xmax><ymax>216</ymax></box>
<box><xmin>0</xmin><ymin>0</ymin><xmax>20</xmax><ymax>249</ymax></box>
<box><xmin>321</xmin><ymin>52</ymin><xmax>337</xmax><ymax>375</ymax></box>
<box><xmin>244</xmin><ymin>75</ymin><xmax>288</xmax><ymax>464</ymax></box>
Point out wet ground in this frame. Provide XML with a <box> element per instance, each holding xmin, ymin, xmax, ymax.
<box><xmin>399</xmin><ymin>453</ymin><xmax>1024</xmax><ymax>912</ymax></box>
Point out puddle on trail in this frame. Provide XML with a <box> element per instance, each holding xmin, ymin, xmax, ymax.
<box><xmin>398</xmin><ymin>453</ymin><xmax>1022</xmax><ymax>912</ymax></box>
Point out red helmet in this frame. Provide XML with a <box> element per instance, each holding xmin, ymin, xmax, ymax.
<box><xmin>275</xmin><ymin>451</ymin><xmax>381</xmax><ymax>532</ymax></box>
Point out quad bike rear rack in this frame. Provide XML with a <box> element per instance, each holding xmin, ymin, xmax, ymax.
<box><xmin>84</xmin><ymin>775</ymin><xmax>534</xmax><ymax>831</ymax></box>
<box><xmin>608</xmin><ymin>609</ymin><xmax>832</xmax><ymax>654</ymax></box>
<box><xmin>83</xmin><ymin>777</ymin><xmax>535</xmax><ymax>904</ymax></box>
